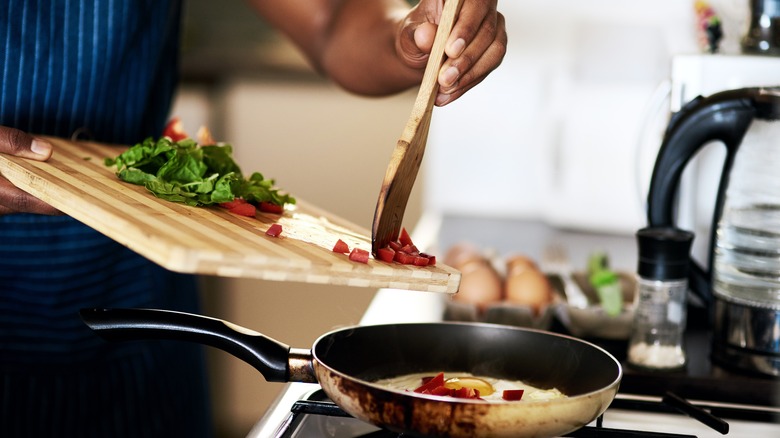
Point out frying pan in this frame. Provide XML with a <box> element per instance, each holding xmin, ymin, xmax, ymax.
<box><xmin>79</xmin><ymin>308</ymin><xmax>621</xmax><ymax>438</ymax></box>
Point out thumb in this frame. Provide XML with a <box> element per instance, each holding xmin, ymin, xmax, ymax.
<box><xmin>397</xmin><ymin>20</ymin><xmax>438</xmax><ymax>70</ymax></box>
<box><xmin>0</xmin><ymin>126</ymin><xmax>53</xmax><ymax>161</ymax></box>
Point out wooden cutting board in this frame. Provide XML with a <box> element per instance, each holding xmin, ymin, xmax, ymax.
<box><xmin>0</xmin><ymin>137</ymin><xmax>459</xmax><ymax>293</ymax></box>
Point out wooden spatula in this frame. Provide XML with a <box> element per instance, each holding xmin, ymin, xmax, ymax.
<box><xmin>371</xmin><ymin>0</ymin><xmax>464</xmax><ymax>255</ymax></box>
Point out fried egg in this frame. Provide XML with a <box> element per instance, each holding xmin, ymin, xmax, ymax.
<box><xmin>373</xmin><ymin>372</ymin><xmax>566</xmax><ymax>402</ymax></box>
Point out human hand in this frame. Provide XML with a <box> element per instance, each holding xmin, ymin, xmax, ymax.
<box><xmin>398</xmin><ymin>0</ymin><xmax>507</xmax><ymax>106</ymax></box>
<box><xmin>0</xmin><ymin>127</ymin><xmax>60</xmax><ymax>215</ymax></box>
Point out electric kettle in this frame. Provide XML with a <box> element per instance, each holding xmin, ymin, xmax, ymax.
<box><xmin>647</xmin><ymin>86</ymin><xmax>780</xmax><ymax>377</ymax></box>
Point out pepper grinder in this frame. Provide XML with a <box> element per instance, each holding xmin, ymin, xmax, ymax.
<box><xmin>627</xmin><ymin>227</ymin><xmax>694</xmax><ymax>371</ymax></box>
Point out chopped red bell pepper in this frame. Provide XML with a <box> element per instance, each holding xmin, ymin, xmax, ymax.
<box><xmin>414</xmin><ymin>373</ymin><xmax>445</xmax><ymax>394</ymax></box>
<box><xmin>430</xmin><ymin>386</ymin><xmax>454</xmax><ymax>396</ymax></box>
<box><xmin>413</xmin><ymin>372</ymin><xmax>482</xmax><ymax>400</ymax></box>
<box><xmin>258</xmin><ymin>201</ymin><xmax>284</xmax><ymax>214</ymax></box>
<box><xmin>453</xmin><ymin>387</ymin><xmax>479</xmax><ymax>399</ymax></box>
<box><xmin>394</xmin><ymin>251</ymin><xmax>416</xmax><ymax>265</ymax></box>
<box><xmin>265</xmin><ymin>223</ymin><xmax>283</xmax><ymax>237</ymax></box>
<box><xmin>399</xmin><ymin>227</ymin><xmax>413</xmax><ymax>246</ymax></box>
<box><xmin>502</xmin><ymin>389</ymin><xmax>525</xmax><ymax>401</ymax></box>
<box><xmin>163</xmin><ymin>117</ymin><xmax>188</xmax><ymax>142</ymax></box>
<box><xmin>413</xmin><ymin>256</ymin><xmax>430</xmax><ymax>266</ymax></box>
<box><xmin>227</xmin><ymin>202</ymin><xmax>256</xmax><ymax>217</ymax></box>
<box><xmin>348</xmin><ymin>248</ymin><xmax>370</xmax><ymax>264</ymax></box>
<box><xmin>332</xmin><ymin>239</ymin><xmax>350</xmax><ymax>254</ymax></box>
<box><xmin>376</xmin><ymin>247</ymin><xmax>395</xmax><ymax>263</ymax></box>
<box><xmin>399</xmin><ymin>244</ymin><xmax>419</xmax><ymax>255</ymax></box>
<box><xmin>218</xmin><ymin>198</ymin><xmax>247</xmax><ymax>210</ymax></box>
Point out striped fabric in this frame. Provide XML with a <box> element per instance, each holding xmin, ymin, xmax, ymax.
<box><xmin>1</xmin><ymin>0</ymin><xmax>180</xmax><ymax>143</ymax></box>
<box><xmin>1</xmin><ymin>1</ymin><xmax>213</xmax><ymax>437</ymax></box>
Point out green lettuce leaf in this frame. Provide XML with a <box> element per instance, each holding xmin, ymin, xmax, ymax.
<box><xmin>105</xmin><ymin>136</ymin><xmax>295</xmax><ymax>209</ymax></box>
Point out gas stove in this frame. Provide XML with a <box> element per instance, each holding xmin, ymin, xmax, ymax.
<box><xmin>267</xmin><ymin>389</ymin><xmax>777</xmax><ymax>438</ymax></box>
<box><xmin>251</xmin><ymin>215</ymin><xmax>780</xmax><ymax>438</ymax></box>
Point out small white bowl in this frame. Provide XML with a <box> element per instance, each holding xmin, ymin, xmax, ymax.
<box><xmin>552</xmin><ymin>272</ymin><xmax>636</xmax><ymax>340</ymax></box>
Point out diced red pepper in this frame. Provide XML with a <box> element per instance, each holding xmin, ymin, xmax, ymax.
<box><xmin>330</xmin><ymin>225</ymin><xmax>437</xmax><ymax>268</ymax></box>
<box><xmin>163</xmin><ymin>117</ymin><xmax>188</xmax><ymax>142</ymax></box>
<box><xmin>414</xmin><ymin>373</ymin><xmax>445</xmax><ymax>394</ymax></box>
<box><xmin>430</xmin><ymin>386</ymin><xmax>453</xmax><ymax>396</ymax></box>
<box><xmin>413</xmin><ymin>373</ymin><xmax>482</xmax><ymax>400</ymax></box>
<box><xmin>394</xmin><ymin>251</ymin><xmax>416</xmax><ymax>265</ymax></box>
<box><xmin>219</xmin><ymin>198</ymin><xmax>248</xmax><ymax>210</ymax></box>
<box><xmin>332</xmin><ymin>239</ymin><xmax>350</xmax><ymax>254</ymax></box>
<box><xmin>265</xmin><ymin>223</ymin><xmax>283</xmax><ymax>237</ymax></box>
<box><xmin>420</xmin><ymin>375</ymin><xmax>436</xmax><ymax>385</ymax></box>
<box><xmin>376</xmin><ymin>247</ymin><xmax>395</xmax><ymax>263</ymax></box>
<box><xmin>413</xmin><ymin>256</ymin><xmax>430</xmax><ymax>266</ymax></box>
<box><xmin>258</xmin><ymin>201</ymin><xmax>284</xmax><ymax>214</ymax></box>
<box><xmin>502</xmin><ymin>389</ymin><xmax>525</xmax><ymax>401</ymax></box>
<box><xmin>453</xmin><ymin>387</ymin><xmax>479</xmax><ymax>399</ymax></box>
<box><xmin>399</xmin><ymin>227</ymin><xmax>414</xmax><ymax>246</ymax></box>
<box><xmin>348</xmin><ymin>248</ymin><xmax>370</xmax><ymax>264</ymax></box>
<box><xmin>400</xmin><ymin>244</ymin><xmax>419</xmax><ymax>255</ymax></box>
<box><xmin>228</xmin><ymin>202</ymin><xmax>256</xmax><ymax>217</ymax></box>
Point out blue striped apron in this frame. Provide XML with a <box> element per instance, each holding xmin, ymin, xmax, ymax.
<box><xmin>1</xmin><ymin>1</ymin><xmax>212</xmax><ymax>436</ymax></box>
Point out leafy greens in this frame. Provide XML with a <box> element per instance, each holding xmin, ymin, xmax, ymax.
<box><xmin>105</xmin><ymin>137</ymin><xmax>295</xmax><ymax>208</ymax></box>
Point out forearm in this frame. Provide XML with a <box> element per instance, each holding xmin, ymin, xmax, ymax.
<box><xmin>319</xmin><ymin>0</ymin><xmax>422</xmax><ymax>96</ymax></box>
<box><xmin>247</xmin><ymin>0</ymin><xmax>506</xmax><ymax>105</ymax></box>
<box><xmin>247</xmin><ymin>0</ymin><xmax>420</xmax><ymax>96</ymax></box>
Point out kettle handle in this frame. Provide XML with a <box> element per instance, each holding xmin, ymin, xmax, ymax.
<box><xmin>646</xmin><ymin>89</ymin><xmax>757</xmax><ymax>305</ymax></box>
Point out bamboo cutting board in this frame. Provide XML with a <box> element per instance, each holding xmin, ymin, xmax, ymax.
<box><xmin>0</xmin><ymin>137</ymin><xmax>460</xmax><ymax>293</ymax></box>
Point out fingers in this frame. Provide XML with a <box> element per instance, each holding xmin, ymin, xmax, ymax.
<box><xmin>0</xmin><ymin>175</ymin><xmax>61</xmax><ymax>216</ymax></box>
<box><xmin>0</xmin><ymin>126</ymin><xmax>53</xmax><ymax>160</ymax></box>
<box><xmin>436</xmin><ymin>0</ymin><xmax>506</xmax><ymax>106</ymax></box>
<box><xmin>0</xmin><ymin>125</ymin><xmax>59</xmax><ymax>216</ymax></box>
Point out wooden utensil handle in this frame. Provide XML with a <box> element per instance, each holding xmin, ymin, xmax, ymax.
<box><xmin>403</xmin><ymin>0</ymin><xmax>465</xmax><ymax>135</ymax></box>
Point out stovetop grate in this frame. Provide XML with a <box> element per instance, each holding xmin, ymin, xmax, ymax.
<box><xmin>273</xmin><ymin>385</ymin><xmax>780</xmax><ymax>438</ymax></box>
<box><xmin>275</xmin><ymin>395</ymin><xmax>750</xmax><ymax>438</ymax></box>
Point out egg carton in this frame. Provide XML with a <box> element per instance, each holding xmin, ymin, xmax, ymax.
<box><xmin>443</xmin><ymin>299</ymin><xmax>559</xmax><ymax>330</ymax></box>
<box><xmin>444</xmin><ymin>272</ymin><xmax>637</xmax><ymax>339</ymax></box>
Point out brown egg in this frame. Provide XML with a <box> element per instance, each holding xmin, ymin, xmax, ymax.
<box><xmin>504</xmin><ymin>255</ymin><xmax>554</xmax><ymax>315</ymax></box>
<box><xmin>446</xmin><ymin>243</ymin><xmax>503</xmax><ymax>312</ymax></box>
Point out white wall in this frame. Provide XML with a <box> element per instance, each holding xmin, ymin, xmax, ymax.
<box><xmin>424</xmin><ymin>0</ymin><xmax>746</xmax><ymax>235</ymax></box>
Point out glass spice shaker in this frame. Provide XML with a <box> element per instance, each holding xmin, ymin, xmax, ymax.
<box><xmin>627</xmin><ymin>227</ymin><xmax>694</xmax><ymax>371</ymax></box>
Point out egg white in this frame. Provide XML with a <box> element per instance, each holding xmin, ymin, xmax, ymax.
<box><xmin>373</xmin><ymin>372</ymin><xmax>566</xmax><ymax>402</ymax></box>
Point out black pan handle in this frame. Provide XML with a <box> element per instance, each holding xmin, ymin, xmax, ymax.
<box><xmin>80</xmin><ymin>308</ymin><xmax>291</xmax><ymax>383</ymax></box>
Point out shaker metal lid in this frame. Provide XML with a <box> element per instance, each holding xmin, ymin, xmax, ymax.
<box><xmin>636</xmin><ymin>227</ymin><xmax>694</xmax><ymax>280</ymax></box>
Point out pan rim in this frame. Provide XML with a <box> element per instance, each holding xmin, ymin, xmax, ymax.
<box><xmin>311</xmin><ymin>321</ymin><xmax>623</xmax><ymax>404</ymax></box>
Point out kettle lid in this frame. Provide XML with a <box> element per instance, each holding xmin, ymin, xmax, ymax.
<box><xmin>636</xmin><ymin>227</ymin><xmax>694</xmax><ymax>281</ymax></box>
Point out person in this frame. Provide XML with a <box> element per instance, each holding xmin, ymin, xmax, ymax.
<box><xmin>0</xmin><ymin>1</ymin><xmax>506</xmax><ymax>437</ymax></box>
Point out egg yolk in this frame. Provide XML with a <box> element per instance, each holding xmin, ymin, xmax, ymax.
<box><xmin>444</xmin><ymin>377</ymin><xmax>495</xmax><ymax>396</ymax></box>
